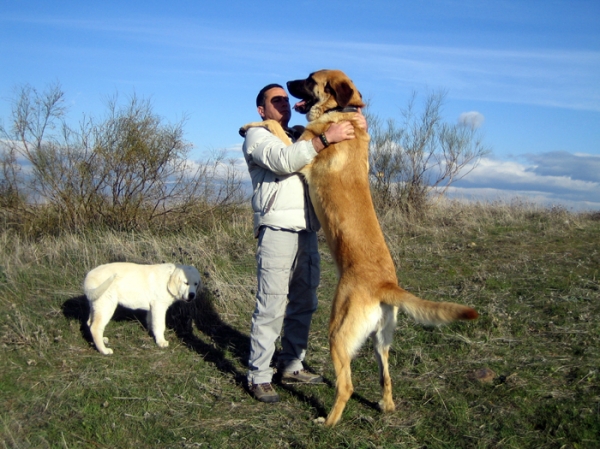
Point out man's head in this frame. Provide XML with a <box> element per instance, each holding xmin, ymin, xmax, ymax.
<box><xmin>256</xmin><ymin>84</ymin><xmax>291</xmax><ymax>126</ymax></box>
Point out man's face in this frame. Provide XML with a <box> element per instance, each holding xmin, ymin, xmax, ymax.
<box><xmin>258</xmin><ymin>87</ymin><xmax>291</xmax><ymax>126</ymax></box>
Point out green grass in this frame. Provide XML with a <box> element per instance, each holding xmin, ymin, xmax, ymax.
<box><xmin>1</xmin><ymin>202</ymin><xmax>599</xmax><ymax>448</ymax></box>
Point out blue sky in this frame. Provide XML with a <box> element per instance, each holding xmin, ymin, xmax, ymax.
<box><xmin>2</xmin><ymin>0</ymin><xmax>599</xmax><ymax>210</ymax></box>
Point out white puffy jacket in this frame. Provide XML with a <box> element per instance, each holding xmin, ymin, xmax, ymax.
<box><xmin>242</xmin><ymin>126</ymin><xmax>320</xmax><ymax>237</ymax></box>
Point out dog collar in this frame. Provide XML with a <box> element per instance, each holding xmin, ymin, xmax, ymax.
<box><xmin>325</xmin><ymin>106</ymin><xmax>360</xmax><ymax>114</ymax></box>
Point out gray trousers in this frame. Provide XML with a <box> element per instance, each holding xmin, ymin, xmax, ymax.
<box><xmin>247</xmin><ymin>226</ymin><xmax>320</xmax><ymax>385</ymax></box>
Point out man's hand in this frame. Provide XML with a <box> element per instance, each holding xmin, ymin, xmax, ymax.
<box><xmin>353</xmin><ymin>109</ymin><xmax>368</xmax><ymax>131</ymax></box>
<box><xmin>326</xmin><ymin>121</ymin><xmax>356</xmax><ymax>143</ymax></box>
<box><xmin>311</xmin><ymin>109</ymin><xmax>368</xmax><ymax>153</ymax></box>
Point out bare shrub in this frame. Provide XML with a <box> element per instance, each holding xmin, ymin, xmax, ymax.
<box><xmin>367</xmin><ymin>91</ymin><xmax>490</xmax><ymax>215</ymax></box>
<box><xmin>0</xmin><ymin>83</ymin><xmax>245</xmax><ymax>234</ymax></box>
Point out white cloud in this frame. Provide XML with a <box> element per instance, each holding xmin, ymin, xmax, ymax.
<box><xmin>226</xmin><ymin>143</ymin><xmax>243</xmax><ymax>154</ymax></box>
<box><xmin>446</xmin><ymin>185</ymin><xmax>600</xmax><ymax>212</ymax></box>
<box><xmin>525</xmin><ymin>151</ymin><xmax>600</xmax><ymax>183</ymax></box>
<box><xmin>463</xmin><ymin>158</ymin><xmax>598</xmax><ymax>193</ymax></box>
<box><xmin>450</xmin><ymin>153</ymin><xmax>600</xmax><ymax>210</ymax></box>
<box><xmin>458</xmin><ymin>111</ymin><xmax>485</xmax><ymax>129</ymax></box>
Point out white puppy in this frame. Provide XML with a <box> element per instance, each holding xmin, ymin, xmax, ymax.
<box><xmin>83</xmin><ymin>262</ymin><xmax>202</xmax><ymax>355</ymax></box>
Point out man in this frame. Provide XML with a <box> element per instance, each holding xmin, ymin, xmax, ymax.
<box><xmin>241</xmin><ymin>83</ymin><xmax>366</xmax><ymax>403</ymax></box>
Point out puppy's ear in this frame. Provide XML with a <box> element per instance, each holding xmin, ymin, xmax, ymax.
<box><xmin>167</xmin><ymin>267</ymin><xmax>182</xmax><ymax>297</ymax></box>
<box><xmin>325</xmin><ymin>80</ymin><xmax>354</xmax><ymax>108</ymax></box>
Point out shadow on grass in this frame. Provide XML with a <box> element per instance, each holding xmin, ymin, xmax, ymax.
<box><xmin>173</xmin><ymin>290</ymin><xmax>345</xmax><ymax>418</ymax></box>
<box><xmin>169</xmin><ymin>289</ymin><xmax>251</xmax><ymax>386</ymax></box>
<box><xmin>62</xmin><ymin>295</ymin><xmax>149</xmax><ymax>346</ymax></box>
<box><xmin>61</xmin><ymin>291</ymin><xmax>377</xmax><ymax>419</ymax></box>
<box><xmin>273</xmin><ymin>373</ymin><xmax>380</xmax><ymax>418</ymax></box>
<box><xmin>60</xmin><ymin>291</ymin><xmax>250</xmax><ymax>376</ymax></box>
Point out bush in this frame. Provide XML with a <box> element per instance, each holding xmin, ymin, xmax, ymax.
<box><xmin>0</xmin><ymin>84</ymin><xmax>245</xmax><ymax>235</ymax></box>
<box><xmin>367</xmin><ymin>91</ymin><xmax>490</xmax><ymax>215</ymax></box>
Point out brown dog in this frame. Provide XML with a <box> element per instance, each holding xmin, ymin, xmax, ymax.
<box><xmin>242</xmin><ymin>70</ymin><xmax>478</xmax><ymax>426</ymax></box>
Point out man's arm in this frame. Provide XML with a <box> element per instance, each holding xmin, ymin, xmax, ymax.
<box><xmin>311</xmin><ymin>120</ymin><xmax>360</xmax><ymax>153</ymax></box>
<box><xmin>245</xmin><ymin>127</ymin><xmax>318</xmax><ymax>175</ymax></box>
<box><xmin>244</xmin><ymin>110</ymin><xmax>368</xmax><ymax>172</ymax></box>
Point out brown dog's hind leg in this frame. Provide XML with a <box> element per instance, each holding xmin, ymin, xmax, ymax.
<box><xmin>373</xmin><ymin>337</ymin><xmax>395</xmax><ymax>413</ymax></box>
<box><xmin>325</xmin><ymin>336</ymin><xmax>354</xmax><ymax>427</ymax></box>
<box><xmin>373</xmin><ymin>305</ymin><xmax>397</xmax><ymax>412</ymax></box>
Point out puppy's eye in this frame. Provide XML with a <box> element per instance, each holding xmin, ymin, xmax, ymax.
<box><xmin>184</xmin><ymin>281</ymin><xmax>189</xmax><ymax>285</ymax></box>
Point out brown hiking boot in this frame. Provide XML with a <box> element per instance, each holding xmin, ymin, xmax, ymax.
<box><xmin>250</xmin><ymin>382</ymin><xmax>280</xmax><ymax>403</ymax></box>
<box><xmin>281</xmin><ymin>369</ymin><xmax>323</xmax><ymax>384</ymax></box>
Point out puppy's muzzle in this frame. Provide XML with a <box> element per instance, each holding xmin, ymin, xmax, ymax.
<box><xmin>186</xmin><ymin>292</ymin><xmax>196</xmax><ymax>302</ymax></box>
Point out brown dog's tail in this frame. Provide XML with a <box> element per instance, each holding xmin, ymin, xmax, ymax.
<box><xmin>380</xmin><ymin>283</ymin><xmax>478</xmax><ymax>325</ymax></box>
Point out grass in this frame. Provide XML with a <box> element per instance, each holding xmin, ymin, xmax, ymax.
<box><xmin>1</xmin><ymin>201</ymin><xmax>599</xmax><ymax>448</ymax></box>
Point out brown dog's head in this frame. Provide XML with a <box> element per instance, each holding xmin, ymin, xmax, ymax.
<box><xmin>287</xmin><ymin>69</ymin><xmax>365</xmax><ymax>122</ymax></box>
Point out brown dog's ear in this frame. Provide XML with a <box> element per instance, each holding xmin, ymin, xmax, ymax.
<box><xmin>325</xmin><ymin>80</ymin><xmax>354</xmax><ymax>108</ymax></box>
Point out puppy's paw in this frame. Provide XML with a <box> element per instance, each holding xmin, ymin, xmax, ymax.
<box><xmin>156</xmin><ymin>340</ymin><xmax>169</xmax><ymax>348</ymax></box>
<box><xmin>100</xmin><ymin>348</ymin><xmax>114</xmax><ymax>355</ymax></box>
<box><xmin>103</xmin><ymin>337</ymin><xmax>109</xmax><ymax>345</ymax></box>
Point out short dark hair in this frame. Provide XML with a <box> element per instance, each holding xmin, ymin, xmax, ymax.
<box><xmin>256</xmin><ymin>83</ymin><xmax>284</xmax><ymax>107</ymax></box>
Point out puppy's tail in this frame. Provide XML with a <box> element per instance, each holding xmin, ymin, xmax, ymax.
<box><xmin>83</xmin><ymin>274</ymin><xmax>117</xmax><ymax>301</ymax></box>
<box><xmin>379</xmin><ymin>283</ymin><xmax>478</xmax><ymax>325</ymax></box>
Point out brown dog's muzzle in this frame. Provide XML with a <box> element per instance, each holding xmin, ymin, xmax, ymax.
<box><xmin>287</xmin><ymin>77</ymin><xmax>317</xmax><ymax>115</ymax></box>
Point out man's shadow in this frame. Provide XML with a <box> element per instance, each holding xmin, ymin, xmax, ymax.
<box><xmin>179</xmin><ymin>290</ymin><xmax>378</xmax><ymax>416</ymax></box>
<box><xmin>169</xmin><ymin>289</ymin><xmax>251</xmax><ymax>385</ymax></box>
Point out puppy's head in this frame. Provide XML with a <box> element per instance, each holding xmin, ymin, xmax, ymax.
<box><xmin>287</xmin><ymin>69</ymin><xmax>364</xmax><ymax>121</ymax></box>
<box><xmin>168</xmin><ymin>265</ymin><xmax>202</xmax><ymax>302</ymax></box>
